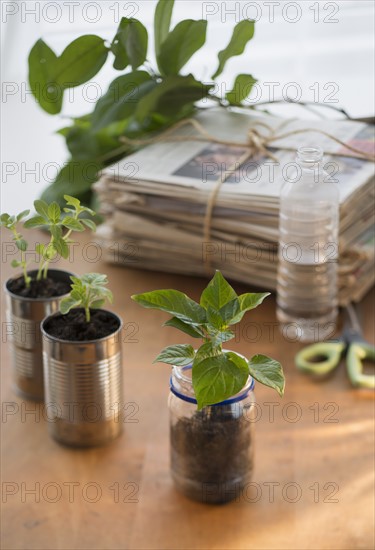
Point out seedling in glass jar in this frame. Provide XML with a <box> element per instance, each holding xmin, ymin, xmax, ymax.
<box><xmin>132</xmin><ymin>270</ymin><xmax>285</xmax><ymax>409</ymax></box>
<box><xmin>60</xmin><ymin>273</ymin><xmax>113</xmax><ymax>323</ymax></box>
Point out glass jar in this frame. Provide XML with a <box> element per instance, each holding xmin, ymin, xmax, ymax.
<box><xmin>169</xmin><ymin>364</ymin><xmax>256</xmax><ymax>504</ymax></box>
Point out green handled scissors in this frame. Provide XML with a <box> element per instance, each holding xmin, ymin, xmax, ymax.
<box><xmin>295</xmin><ymin>304</ymin><xmax>375</xmax><ymax>389</ymax></box>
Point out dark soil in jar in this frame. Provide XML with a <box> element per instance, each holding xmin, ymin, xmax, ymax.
<box><xmin>43</xmin><ymin>309</ymin><xmax>120</xmax><ymax>341</ymax></box>
<box><xmin>7</xmin><ymin>275</ymin><xmax>70</xmax><ymax>298</ymax></box>
<box><xmin>170</xmin><ymin>405</ymin><xmax>253</xmax><ymax>504</ymax></box>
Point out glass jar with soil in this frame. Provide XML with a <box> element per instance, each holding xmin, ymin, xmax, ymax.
<box><xmin>169</xmin><ymin>364</ymin><xmax>255</xmax><ymax>504</ymax></box>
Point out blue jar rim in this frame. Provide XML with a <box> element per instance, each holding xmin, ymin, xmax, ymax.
<box><xmin>170</xmin><ymin>365</ymin><xmax>255</xmax><ymax>406</ymax></box>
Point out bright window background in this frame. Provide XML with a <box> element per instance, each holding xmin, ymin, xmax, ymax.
<box><xmin>1</xmin><ymin>0</ymin><xmax>374</xmax><ymax>212</ymax></box>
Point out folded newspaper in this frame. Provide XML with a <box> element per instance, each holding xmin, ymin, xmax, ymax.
<box><xmin>95</xmin><ymin>108</ymin><xmax>375</xmax><ymax>304</ymax></box>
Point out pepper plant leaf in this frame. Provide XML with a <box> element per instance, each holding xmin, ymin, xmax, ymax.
<box><xmin>132</xmin><ymin>289</ymin><xmax>206</xmax><ymax>325</ymax></box>
<box><xmin>164</xmin><ymin>317</ymin><xmax>204</xmax><ymax>338</ymax></box>
<box><xmin>248</xmin><ymin>354</ymin><xmax>285</xmax><ymax>397</ymax></box>
<box><xmin>192</xmin><ymin>353</ymin><xmax>249</xmax><ymax>409</ymax></box>
<box><xmin>200</xmin><ymin>270</ymin><xmax>238</xmax><ymax>311</ymax></box>
<box><xmin>154</xmin><ymin>344</ymin><xmax>195</xmax><ymax>366</ymax></box>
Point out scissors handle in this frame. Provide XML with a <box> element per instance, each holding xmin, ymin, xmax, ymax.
<box><xmin>347</xmin><ymin>342</ymin><xmax>375</xmax><ymax>389</ymax></box>
<box><xmin>295</xmin><ymin>342</ymin><xmax>345</xmax><ymax>376</ymax></box>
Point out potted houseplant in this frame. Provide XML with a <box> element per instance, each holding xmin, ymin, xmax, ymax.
<box><xmin>1</xmin><ymin>196</ymin><xmax>96</xmax><ymax>400</ymax></box>
<box><xmin>41</xmin><ymin>273</ymin><xmax>123</xmax><ymax>447</ymax></box>
<box><xmin>132</xmin><ymin>271</ymin><xmax>285</xmax><ymax>504</ymax></box>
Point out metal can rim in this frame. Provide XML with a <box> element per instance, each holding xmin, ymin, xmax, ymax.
<box><xmin>41</xmin><ymin>308</ymin><xmax>124</xmax><ymax>345</ymax></box>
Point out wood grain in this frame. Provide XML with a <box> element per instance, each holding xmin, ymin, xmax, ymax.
<box><xmin>1</xmin><ymin>229</ymin><xmax>374</xmax><ymax>550</ymax></box>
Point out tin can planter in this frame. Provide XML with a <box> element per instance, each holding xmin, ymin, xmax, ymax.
<box><xmin>4</xmin><ymin>269</ymin><xmax>73</xmax><ymax>401</ymax></box>
<box><xmin>169</xmin><ymin>365</ymin><xmax>256</xmax><ymax>504</ymax></box>
<box><xmin>41</xmin><ymin>308</ymin><xmax>123</xmax><ymax>447</ymax></box>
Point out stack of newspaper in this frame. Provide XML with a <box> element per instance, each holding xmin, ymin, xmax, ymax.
<box><xmin>95</xmin><ymin>109</ymin><xmax>375</xmax><ymax>304</ymax></box>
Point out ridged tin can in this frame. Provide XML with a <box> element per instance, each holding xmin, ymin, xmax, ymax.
<box><xmin>41</xmin><ymin>310</ymin><xmax>124</xmax><ymax>447</ymax></box>
<box><xmin>4</xmin><ymin>269</ymin><xmax>73</xmax><ymax>401</ymax></box>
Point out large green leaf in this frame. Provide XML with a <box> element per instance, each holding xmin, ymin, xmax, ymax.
<box><xmin>230</xmin><ymin>292</ymin><xmax>270</xmax><ymax>324</ymax></box>
<box><xmin>28</xmin><ymin>39</ymin><xmax>62</xmax><ymax>114</ymax></box>
<box><xmin>212</xmin><ymin>20</ymin><xmax>255</xmax><ymax>79</ymax></box>
<box><xmin>164</xmin><ymin>317</ymin><xmax>204</xmax><ymax>338</ymax></box>
<box><xmin>192</xmin><ymin>353</ymin><xmax>248</xmax><ymax>409</ymax></box>
<box><xmin>92</xmin><ymin>72</ymin><xmax>156</xmax><ymax>131</ymax></box>
<box><xmin>158</xmin><ymin>19</ymin><xmax>207</xmax><ymax>75</ymax></box>
<box><xmin>248</xmin><ymin>354</ymin><xmax>285</xmax><ymax>397</ymax></box>
<box><xmin>226</xmin><ymin>74</ymin><xmax>257</xmax><ymax>105</ymax></box>
<box><xmin>135</xmin><ymin>75</ymin><xmax>212</xmax><ymax>120</ymax></box>
<box><xmin>111</xmin><ymin>18</ymin><xmax>148</xmax><ymax>70</ymax></box>
<box><xmin>154</xmin><ymin>344</ymin><xmax>195</xmax><ymax>366</ymax></box>
<box><xmin>200</xmin><ymin>270</ymin><xmax>238</xmax><ymax>311</ymax></box>
<box><xmin>131</xmin><ymin>289</ymin><xmax>206</xmax><ymax>325</ymax></box>
<box><xmin>154</xmin><ymin>0</ymin><xmax>174</xmax><ymax>58</ymax></box>
<box><xmin>54</xmin><ymin>35</ymin><xmax>108</xmax><ymax>88</ymax></box>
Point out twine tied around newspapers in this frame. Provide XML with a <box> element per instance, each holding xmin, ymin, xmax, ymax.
<box><xmin>120</xmin><ymin>117</ymin><xmax>374</xmax><ymax>274</ymax></box>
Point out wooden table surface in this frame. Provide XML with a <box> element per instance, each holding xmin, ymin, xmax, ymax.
<box><xmin>1</xmin><ymin>230</ymin><xmax>374</xmax><ymax>550</ymax></box>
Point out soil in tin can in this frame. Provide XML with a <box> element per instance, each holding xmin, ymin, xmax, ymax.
<box><xmin>43</xmin><ymin>308</ymin><xmax>120</xmax><ymax>341</ymax></box>
<box><xmin>8</xmin><ymin>275</ymin><xmax>70</xmax><ymax>299</ymax></box>
<box><xmin>170</xmin><ymin>406</ymin><xmax>253</xmax><ymax>504</ymax></box>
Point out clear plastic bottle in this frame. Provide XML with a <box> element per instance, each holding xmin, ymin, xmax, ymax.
<box><xmin>276</xmin><ymin>146</ymin><xmax>340</xmax><ymax>342</ymax></box>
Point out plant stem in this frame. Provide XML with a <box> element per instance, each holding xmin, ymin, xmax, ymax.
<box><xmin>85</xmin><ymin>307</ymin><xmax>90</xmax><ymax>323</ymax></box>
<box><xmin>21</xmin><ymin>251</ymin><xmax>30</xmax><ymax>288</ymax></box>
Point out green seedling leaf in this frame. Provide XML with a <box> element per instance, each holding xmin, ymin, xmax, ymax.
<box><xmin>63</xmin><ymin>195</ymin><xmax>81</xmax><ymax>209</ymax></box>
<box><xmin>81</xmin><ymin>219</ymin><xmax>96</xmax><ymax>231</ymax></box>
<box><xmin>0</xmin><ymin>213</ymin><xmax>11</xmax><ymax>224</ymax></box>
<box><xmin>62</xmin><ymin>217</ymin><xmax>85</xmax><ymax>231</ymax></box>
<box><xmin>48</xmin><ymin>202</ymin><xmax>61</xmax><ymax>223</ymax></box>
<box><xmin>50</xmin><ymin>225</ymin><xmax>63</xmax><ymax>240</ymax></box>
<box><xmin>60</xmin><ymin>296</ymin><xmax>81</xmax><ymax>315</ymax></box>
<box><xmin>154</xmin><ymin>0</ymin><xmax>174</xmax><ymax>58</ymax></box>
<box><xmin>24</xmin><ymin>216</ymin><xmax>46</xmax><ymax>229</ymax></box>
<box><xmin>35</xmin><ymin>243</ymin><xmax>45</xmax><ymax>256</ymax></box>
<box><xmin>111</xmin><ymin>18</ymin><xmax>148</xmax><ymax>70</ymax></box>
<box><xmin>53</xmin><ymin>238</ymin><xmax>69</xmax><ymax>259</ymax></box>
<box><xmin>90</xmin><ymin>299</ymin><xmax>106</xmax><ymax>309</ymax></box>
<box><xmin>132</xmin><ymin>289</ymin><xmax>206</xmax><ymax>325</ymax></box>
<box><xmin>212</xmin><ymin>20</ymin><xmax>255</xmax><ymax>79</ymax></box>
<box><xmin>248</xmin><ymin>354</ymin><xmax>285</xmax><ymax>397</ymax></box>
<box><xmin>60</xmin><ymin>273</ymin><xmax>113</xmax><ymax>322</ymax></box>
<box><xmin>34</xmin><ymin>199</ymin><xmax>50</xmax><ymax>219</ymax></box>
<box><xmin>15</xmin><ymin>239</ymin><xmax>28</xmax><ymax>252</ymax></box>
<box><xmin>192</xmin><ymin>353</ymin><xmax>248</xmax><ymax>409</ymax></box>
<box><xmin>226</xmin><ymin>74</ymin><xmax>257</xmax><ymax>105</ymax></box>
<box><xmin>157</xmin><ymin>19</ymin><xmax>207</xmax><ymax>75</ymax></box>
<box><xmin>16</xmin><ymin>210</ymin><xmax>30</xmax><ymax>222</ymax></box>
<box><xmin>164</xmin><ymin>317</ymin><xmax>203</xmax><ymax>338</ymax></box>
<box><xmin>154</xmin><ymin>344</ymin><xmax>195</xmax><ymax>366</ymax></box>
<box><xmin>11</xmin><ymin>260</ymin><xmax>22</xmax><ymax>268</ymax></box>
